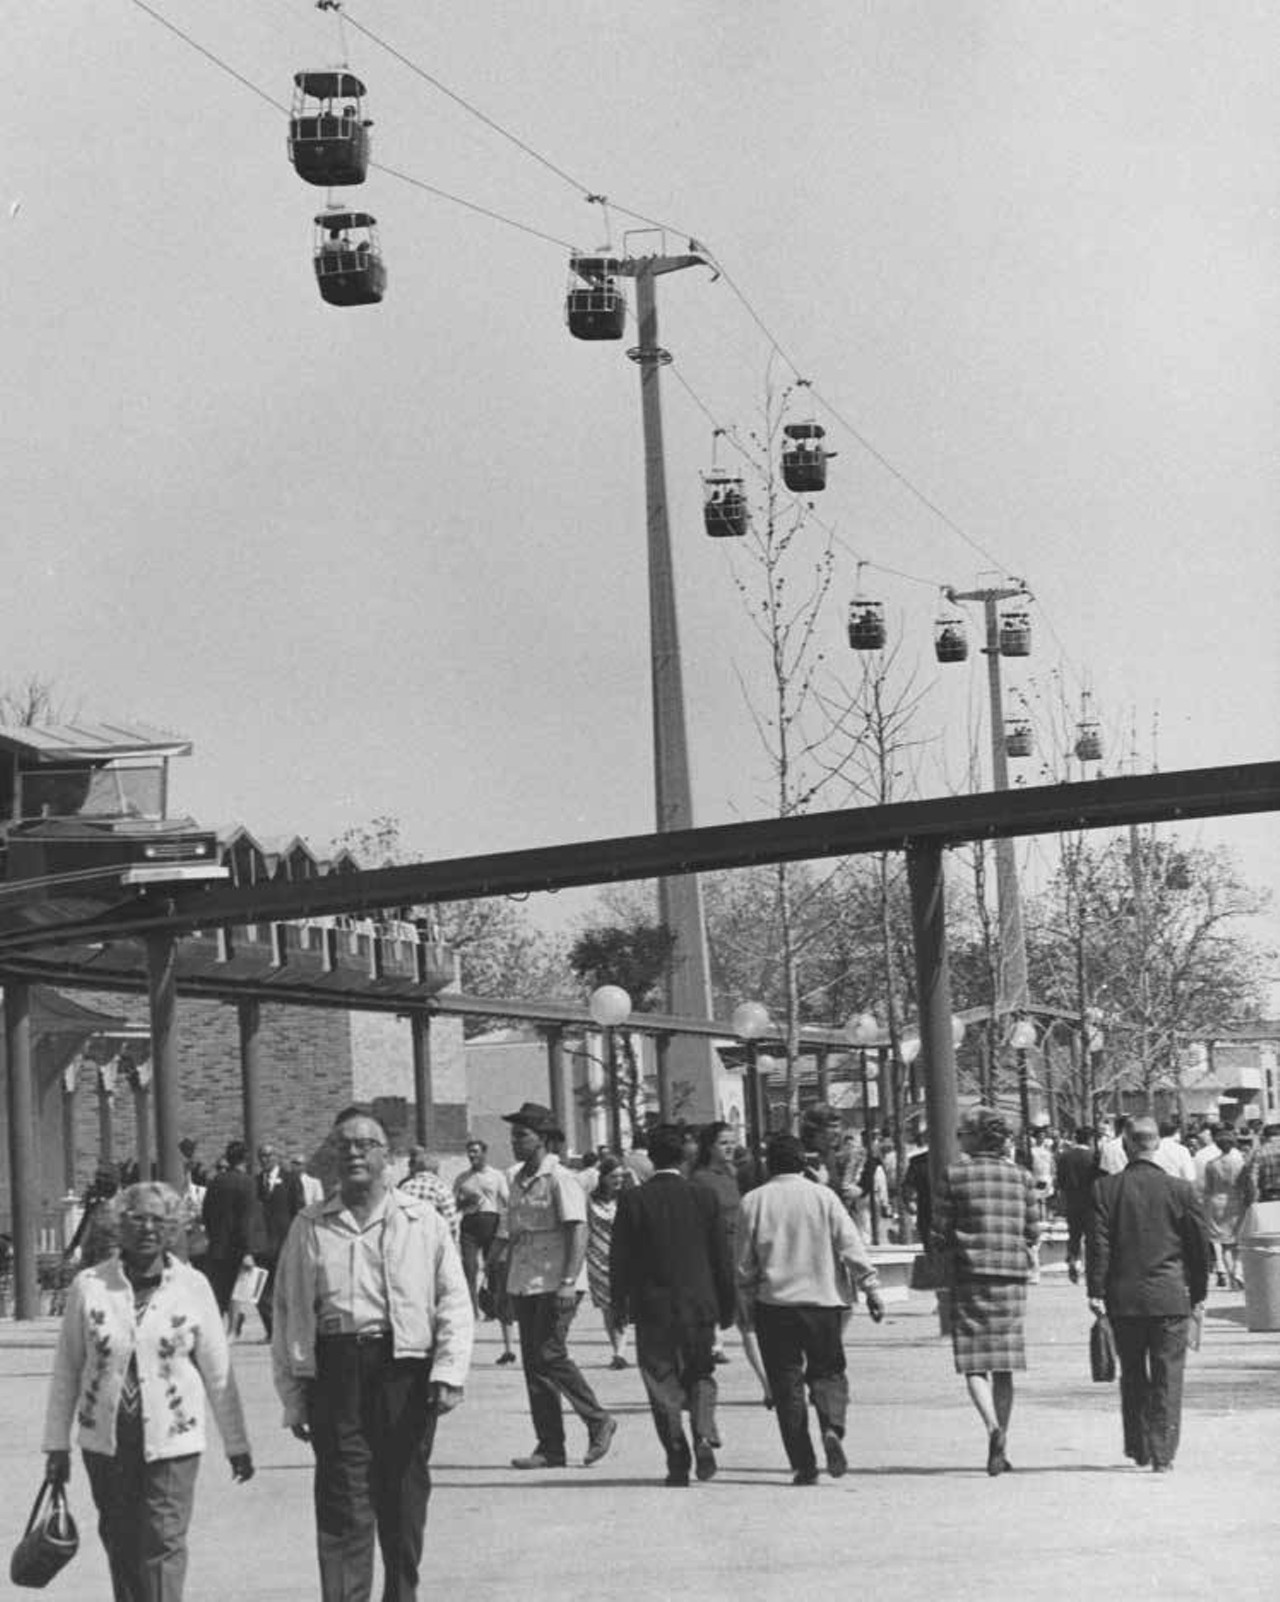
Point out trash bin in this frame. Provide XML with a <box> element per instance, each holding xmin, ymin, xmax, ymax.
<box><xmin>1239</xmin><ymin>1201</ymin><xmax>1280</xmax><ymax>1332</ymax></box>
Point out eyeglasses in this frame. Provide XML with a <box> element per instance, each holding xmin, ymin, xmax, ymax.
<box><xmin>123</xmin><ymin>1213</ymin><xmax>165</xmax><ymax>1230</ymax></box>
<box><xmin>334</xmin><ymin>1137</ymin><xmax>386</xmax><ymax>1155</ymax></box>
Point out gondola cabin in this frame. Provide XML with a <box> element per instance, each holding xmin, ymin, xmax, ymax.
<box><xmin>1004</xmin><ymin>719</ymin><xmax>1033</xmax><ymax>759</ymax></box>
<box><xmin>289</xmin><ymin>71</ymin><xmax>371</xmax><ymax>187</ymax></box>
<box><xmin>702</xmin><ymin>472</ymin><xmax>748</xmax><ymax>538</ymax></box>
<box><xmin>0</xmin><ymin>720</ymin><xmax>226</xmax><ymax>895</ymax></box>
<box><xmin>782</xmin><ymin>423</ymin><xmax>832</xmax><ymax>493</ymax></box>
<box><xmin>566</xmin><ymin>256</ymin><xmax>627</xmax><ymax>340</ymax></box>
<box><xmin>1075</xmin><ymin>722</ymin><xmax>1102</xmax><ymax>762</ymax></box>
<box><xmin>934</xmin><ymin>616</ymin><xmax>968</xmax><ymax>663</ymax></box>
<box><xmin>998</xmin><ymin>610</ymin><xmax>1032</xmax><ymax>657</ymax></box>
<box><xmin>314</xmin><ymin>211</ymin><xmax>386</xmax><ymax>306</ymax></box>
<box><xmin>847</xmin><ymin>599</ymin><xmax>887</xmax><ymax>651</ymax></box>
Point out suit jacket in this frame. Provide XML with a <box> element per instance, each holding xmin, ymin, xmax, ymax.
<box><xmin>1087</xmin><ymin>1156</ymin><xmax>1211</xmax><ymax>1315</ymax></box>
<box><xmin>257</xmin><ymin>1169</ymin><xmax>305</xmax><ymax>1257</ymax></box>
<box><xmin>609</xmin><ymin>1171</ymin><xmax>734</xmax><ymax>1332</ymax></box>
<box><xmin>932</xmin><ymin>1155</ymin><xmax>1039</xmax><ymax>1281</ymax></box>
<box><xmin>202</xmin><ymin>1168</ymin><xmax>266</xmax><ymax>1262</ymax></box>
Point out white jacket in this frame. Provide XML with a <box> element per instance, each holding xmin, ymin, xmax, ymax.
<box><xmin>42</xmin><ymin>1255</ymin><xmax>249</xmax><ymax>1462</ymax></box>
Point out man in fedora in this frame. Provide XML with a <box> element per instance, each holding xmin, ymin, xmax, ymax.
<box><xmin>501</xmin><ymin>1102</ymin><xmax>617</xmax><ymax>1469</ymax></box>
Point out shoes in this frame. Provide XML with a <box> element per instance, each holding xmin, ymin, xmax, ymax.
<box><xmin>694</xmin><ymin>1438</ymin><xmax>718</xmax><ymax>1481</ymax></box>
<box><xmin>1067</xmin><ymin>1262</ymin><xmax>1080</xmax><ymax>1285</ymax></box>
<box><xmin>510</xmin><ymin>1452</ymin><xmax>566</xmax><ymax>1470</ymax></box>
<box><xmin>822</xmin><ymin>1429</ymin><xmax>848</xmax><ymax>1479</ymax></box>
<box><xmin>987</xmin><ymin>1428</ymin><xmax>1010</xmax><ymax>1477</ymax></box>
<box><xmin>762</xmin><ymin>1396</ymin><xmax>775</xmax><ymax>1411</ymax></box>
<box><xmin>584</xmin><ymin>1415</ymin><xmax>618</xmax><ymax>1467</ymax></box>
<box><xmin>608</xmin><ymin>1354</ymin><xmax>629</xmax><ymax>1370</ymax></box>
<box><xmin>792</xmin><ymin>1466</ymin><xmax>820</xmax><ymax>1486</ymax></box>
<box><xmin>496</xmin><ymin>1351</ymin><xmax>518</xmax><ymax>1366</ymax></box>
<box><xmin>1152</xmin><ymin>1462</ymin><xmax>1174</xmax><ymax>1475</ymax></box>
<box><xmin>712</xmin><ymin>1349</ymin><xmax>730</xmax><ymax>1365</ymax></box>
<box><xmin>664</xmin><ymin>1468</ymin><xmax>690</xmax><ymax>1487</ymax></box>
<box><xmin>1216</xmin><ymin>1271</ymin><xmax>1228</xmax><ymax>1288</ymax></box>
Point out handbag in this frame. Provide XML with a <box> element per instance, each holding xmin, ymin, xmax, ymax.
<box><xmin>10</xmin><ymin>1477</ymin><xmax>78</xmax><ymax>1588</ymax></box>
<box><xmin>909</xmin><ymin>1247</ymin><xmax>947</xmax><ymax>1292</ymax></box>
<box><xmin>1089</xmin><ymin>1312</ymin><xmax>1118</xmax><ymax>1383</ymax></box>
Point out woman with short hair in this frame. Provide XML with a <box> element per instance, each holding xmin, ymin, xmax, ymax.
<box><xmin>932</xmin><ymin>1108</ymin><xmax>1041</xmax><ymax>1476</ymax></box>
<box><xmin>41</xmin><ymin>1181</ymin><xmax>254</xmax><ymax>1599</ymax></box>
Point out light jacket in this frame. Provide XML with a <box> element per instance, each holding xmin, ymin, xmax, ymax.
<box><xmin>271</xmin><ymin>1187</ymin><xmax>474</xmax><ymax>1428</ymax></box>
<box><xmin>737</xmin><ymin>1173</ymin><xmax>880</xmax><ymax>1312</ymax></box>
<box><xmin>42</xmin><ymin>1254</ymin><xmax>249</xmax><ymax>1462</ymax></box>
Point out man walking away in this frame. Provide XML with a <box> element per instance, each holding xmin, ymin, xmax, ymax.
<box><xmin>737</xmin><ymin>1132</ymin><xmax>885</xmax><ymax>1485</ymax></box>
<box><xmin>255</xmin><ymin>1142</ymin><xmax>304</xmax><ymax>1340</ymax></box>
<box><xmin>202</xmin><ymin>1141</ymin><xmax>264</xmax><ymax>1319</ymax></box>
<box><xmin>1088</xmin><ymin>1115</ymin><xmax>1211</xmax><ymax>1474</ymax></box>
<box><xmin>609</xmin><ymin>1124</ymin><xmax>735</xmax><ymax>1486</ymax></box>
<box><xmin>501</xmin><ymin>1102</ymin><xmax>617</xmax><ymax>1470</ymax></box>
<box><xmin>1055</xmin><ymin>1128</ymin><xmax>1100</xmax><ymax>1285</ymax></box>
<box><xmin>272</xmin><ymin>1107</ymin><xmax>473</xmax><ymax>1601</ymax></box>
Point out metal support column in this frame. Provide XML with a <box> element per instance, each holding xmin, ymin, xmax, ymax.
<box><xmin>3</xmin><ymin>977</ymin><xmax>39</xmax><ymax>1319</ymax></box>
<box><xmin>411</xmin><ymin>1012</ymin><xmax>434</xmax><ymax>1149</ymax></box>
<box><xmin>238</xmin><ymin>997</ymin><xmax>263</xmax><ymax>1162</ymax></box>
<box><xmin>907</xmin><ymin>843</ymin><xmax>961</xmax><ymax>1191</ymax></box>
<box><xmin>544</xmin><ymin>1026</ymin><xmax>569</xmax><ymax>1143</ymax></box>
<box><xmin>146</xmin><ymin>933</ymin><xmax>181</xmax><ymax>1185</ymax></box>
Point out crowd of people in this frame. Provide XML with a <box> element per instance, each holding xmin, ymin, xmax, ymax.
<box><xmin>35</xmin><ymin>1100</ymin><xmax>1280</xmax><ymax>1600</ymax></box>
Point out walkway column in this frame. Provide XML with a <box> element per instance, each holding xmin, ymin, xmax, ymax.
<box><xmin>544</xmin><ymin>1027</ymin><xmax>571</xmax><ymax>1143</ymax></box>
<box><xmin>238</xmin><ymin>998</ymin><xmax>263</xmax><ymax>1160</ymax></box>
<box><xmin>62</xmin><ymin>1068</ymin><xmax>77</xmax><ymax>1197</ymax></box>
<box><xmin>907</xmin><ymin>843</ymin><xmax>960</xmax><ymax>1190</ymax></box>
<box><xmin>3</xmin><ymin>977</ymin><xmax>39</xmax><ymax>1319</ymax></box>
<box><xmin>411</xmin><ymin>1012</ymin><xmax>434</xmax><ymax>1148</ymax></box>
<box><xmin>146</xmin><ymin>933</ymin><xmax>182</xmax><ymax>1185</ymax></box>
<box><xmin>655</xmin><ymin>1032</ymin><xmax>674</xmax><ymax>1121</ymax></box>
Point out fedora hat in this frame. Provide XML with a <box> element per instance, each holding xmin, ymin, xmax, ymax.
<box><xmin>501</xmin><ymin>1101</ymin><xmax>557</xmax><ymax>1135</ymax></box>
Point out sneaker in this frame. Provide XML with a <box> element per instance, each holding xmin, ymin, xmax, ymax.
<box><xmin>510</xmin><ymin>1452</ymin><xmax>567</xmax><ymax>1470</ymax></box>
<box><xmin>822</xmin><ymin>1429</ymin><xmax>848</xmax><ymax>1479</ymax></box>
<box><xmin>584</xmin><ymin>1415</ymin><xmax>618</xmax><ymax>1467</ymax></box>
<box><xmin>694</xmin><ymin>1438</ymin><xmax>717</xmax><ymax>1481</ymax></box>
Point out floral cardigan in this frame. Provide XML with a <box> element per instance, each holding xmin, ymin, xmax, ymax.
<box><xmin>42</xmin><ymin>1253</ymin><xmax>250</xmax><ymax>1462</ymax></box>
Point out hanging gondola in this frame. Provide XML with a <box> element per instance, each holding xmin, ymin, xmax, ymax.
<box><xmin>781</xmin><ymin>422</ymin><xmax>833</xmax><ymax>493</ymax></box>
<box><xmin>847</xmin><ymin>598</ymin><xmax>886</xmax><ymax>651</ymax></box>
<box><xmin>313</xmin><ymin>211</ymin><xmax>386</xmax><ymax>306</ymax></box>
<box><xmin>565</xmin><ymin>256</ymin><xmax>627</xmax><ymax>340</ymax></box>
<box><xmin>288</xmin><ymin>71</ymin><xmax>371</xmax><ymax>187</ymax></box>
<box><xmin>933</xmin><ymin>613</ymin><xmax>968</xmax><ymax>663</ymax></box>
<box><xmin>1004</xmin><ymin>719</ymin><xmax>1033</xmax><ymax>758</ymax></box>
<box><xmin>702</xmin><ymin>472</ymin><xmax>748</xmax><ymax>538</ymax></box>
<box><xmin>998</xmin><ymin>609</ymin><xmax>1032</xmax><ymax>657</ymax></box>
<box><xmin>1075</xmin><ymin>693</ymin><xmax>1103</xmax><ymax>762</ymax></box>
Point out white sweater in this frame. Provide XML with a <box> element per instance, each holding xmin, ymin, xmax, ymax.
<box><xmin>737</xmin><ymin>1174</ymin><xmax>880</xmax><ymax>1310</ymax></box>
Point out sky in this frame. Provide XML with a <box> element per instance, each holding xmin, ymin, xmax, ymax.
<box><xmin>8</xmin><ymin>2</ymin><xmax>1280</xmax><ymax>978</ymax></box>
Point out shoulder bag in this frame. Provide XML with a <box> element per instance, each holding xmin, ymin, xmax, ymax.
<box><xmin>10</xmin><ymin>1477</ymin><xmax>78</xmax><ymax>1588</ymax></box>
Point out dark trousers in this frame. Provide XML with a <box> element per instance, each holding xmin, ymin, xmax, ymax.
<box><xmin>254</xmin><ymin>1252</ymin><xmax>278</xmax><ymax>1337</ymax></box>
<box><xmin>83</xmin><ymin>1407</ymin><xmax>200</xmax><ymax>1602</ymax></box>
<box><xmin>202</xmin><ymin>1255</ymin><xmax>239</xmax><ymax>1316</ymax></box>
<box><xmin>512</xmin><ymin>1292</ymin><xmax>608</xmax><ymax>1461</ymax></box>
<box><xmin>754</xmin><ymin>1302</ymin><xmax>848</xmax><ymax>1476</ymax></box>
<box><xmin>458</xmin><ymin>1214</ymin><xmax>499</xmax><ymax>1312</ymax></box>
<box><xmin>309</xmin><ymin>1335</ymin><xmax>438</xmax><ymax>1602</ymax></box>
<box><xmin>635</xmin><ymin>1316</ymin><xmax>717</xmax><ymax>1471</ymax></box>
<box><xmin>1065</xmin><ymin>1209</ymin><xmax>1089</xmax><ymax>1265</ymax></box>
<box><xmin>1111</xmin><ymin>1314</ymin><xmax>1190</xmax><ymax>1468</ymax></box>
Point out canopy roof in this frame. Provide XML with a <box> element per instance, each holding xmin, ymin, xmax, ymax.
<box><xmin>0</xmin><ymin>719</ymin><xmax>192</xmax><ymax>763</ymax></box>
<box><xmin>294</xmin><ymin>70</ymin><xmax>366</xmax><ymax>100</ymax></box>
<box><xmin>315</xmin><ymin>211</ymin><xmax>377</xmax><ymax>230</ymax></box>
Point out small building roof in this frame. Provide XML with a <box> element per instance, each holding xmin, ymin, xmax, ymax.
<box><xmin>0</xmin><ymin>719</ymin><xmax>192</xmax><ymax>762</ymax></box>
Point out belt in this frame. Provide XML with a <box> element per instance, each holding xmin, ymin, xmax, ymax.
<box><xmin>317</xmin><ymin>1328</ymin><xmax>392</xmax><ymax>1345</ymax></box>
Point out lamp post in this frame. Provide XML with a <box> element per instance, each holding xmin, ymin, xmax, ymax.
<box><xmin>1010</xmin><ymin>1015</ymin><xmax>1037</xmax><ymax>1167</ymax></box>
<box><xmin>901</xmin><ymin>1015</ymin><xmax>965</xmax><ymax>1121</ymax></box>
<box><xmin>845</xmin><ymin>1012</ymin><xmax>880</xmax><ymax>1139</ymax></box>
<box><xmin>732</xmin><ymin>1001</ymin><xmax>772</xmax><ymax>1156</ymax></box>
<box><xmin>589</xmin><ymin>985</ymin><xmax>633</xmax><ymax>1152</ymax></box>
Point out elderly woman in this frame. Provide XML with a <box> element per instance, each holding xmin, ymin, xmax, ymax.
<box><xmin>586</xmin><ymin>1155</ymin><xmax>631</xmax><ymax>1368</ymax></box>
<box><xmin>932</xmin><ymin>1108</ymin><xmax>1040</xmax><ymax>1476</ymax></box>
<box><xmin>41</xmin><ymin>1181</ymin><xmax>254</xmax><ymax>1600</ymax></box>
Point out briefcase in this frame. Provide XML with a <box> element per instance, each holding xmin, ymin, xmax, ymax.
<box><xmin>1089</xmin><ymin>1313</ymin><xmax>1117</xmax><ymax>1383</ymax></box>
<box><xmin>10</xmin><ymin>1477</ymin><xmax>78</xmax><ymax>1588</ymax></box>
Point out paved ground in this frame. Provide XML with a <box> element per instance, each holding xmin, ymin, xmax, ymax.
<box><xmin>1</xmin><ymin>1277</ymin><xmax>1276</xmax><ymax>1601</ymax></box>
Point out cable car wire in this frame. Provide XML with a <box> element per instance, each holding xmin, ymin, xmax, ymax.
<box><xmin>125</xmin><ymin>0</ymin><xmax>291</xmax><ymax>116</ymax></box>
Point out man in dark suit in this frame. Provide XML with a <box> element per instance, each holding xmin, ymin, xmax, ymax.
<box><xmin>255</xmin><ymin>1141</ymin><xmax>305</xmax><ymax>1339</ymax></box>
<box><xmin>609</xmin><ymin>1123</ymin><xmax>735</xmax><ymax>1486</ymax></box>
<box><xmin>201</xmin><ymin>1140</ymin><xmax>265</xmax><ymax>1318</ymax></box>
<box><xmin>1088</xmin><ymin>1115</ymin><xmax>1211</xmax><ymax>1473</ymax></box>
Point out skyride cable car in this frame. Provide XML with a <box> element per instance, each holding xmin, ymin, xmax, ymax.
<box><xmin>934</xmin><ymin>608</ymin><xmax>968</xmax><ymax>663</ymax></box>
<box><xmin>288</xmin><ymin>71</ymin><xmax>372</xmax><ymax>187</ymax></box>
<box><xmin>702</xmin><ymin>430</ymin><xmax>748</xmax><ymax>538</ymax></box>
<box><xmin>781</xmin><ymin>422</ymin><xmax>833</xmax><ymax>493</ymax></box>
<box><xmin>847</xmin><ymin>566</ymin><xmax>886</xmax><ymax>651</ymax></box>
<box><xmin>1004</xmin><ymin>718</ymin><xmax>1034</xmax><ymax>759</ymax></box>
<box><xmin>565</xmin><ymin>256</ymin><xmax>627</xmax><ymax>341</ymax></box>
<box><xmin>998</xmin><ymin>608</ymin><xmax>1032</xmax><ymax>657</ymax></box>
<box><xmin>1074</xmin><ymin>692</ymin><xmax>1103</xmax><ymax>763</ymax></box>
<box><xmin>313</xmin><ymin>210</ymin><xmax>386</xmax><ymax>306</ymax></box>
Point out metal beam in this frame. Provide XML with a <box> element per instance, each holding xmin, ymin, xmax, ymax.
<box><xmin>0</xmin><ymin>762</ymin><xmax>1275</xmax><ymax>955</ymax></box>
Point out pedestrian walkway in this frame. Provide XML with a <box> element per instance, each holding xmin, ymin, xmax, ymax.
<box><xmin>1</xmin><ymin>1279</ymin><xmax>1274</xmax><ymax>1600</ymax></box>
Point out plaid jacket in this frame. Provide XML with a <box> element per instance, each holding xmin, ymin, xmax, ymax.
<box><xmin>932</xmin><ymin>1156</ymin><xmax>1040</xmax><ymax>1281</ymax></box>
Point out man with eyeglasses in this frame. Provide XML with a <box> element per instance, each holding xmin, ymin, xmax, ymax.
<box><xmin>271</xmin><ymin>1106</ymin><xmax>473</xmax><ymax>1601</ymax></box>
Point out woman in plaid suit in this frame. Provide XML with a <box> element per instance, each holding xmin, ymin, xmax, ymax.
<box><xmin>932</xmin><ymin>1107</ymin><xmax>1041</xmax><ymax>1476</ymax></box>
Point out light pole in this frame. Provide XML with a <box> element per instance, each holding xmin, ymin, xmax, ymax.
<box><xmin>900</xmin><ymin>1014</ymin><xmax>966</xmax><ymax>1121</ymax></box>
<box><xmin>1010</xmin><ymin>1015</ymin><xmax>1037</xmax><ymax>1167</ymax></box>
<box><xmin>732</xmin><ymin>1001</ymin><xmax>772</xmax><ymax>1156</ymax></box>
<box><xmin>589</xmin><ymin>984</ymin><xmax>632</xmax><ymax>1153</ymax></box>
<box><xmin>845</xmin><ymin>1012</ymin><xmax>880</xmax><ymax>1139</ymax></box>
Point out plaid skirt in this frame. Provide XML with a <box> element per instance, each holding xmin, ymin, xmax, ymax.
<box><xmin>950</xmin><ymin>1277</ymin><xmax>1027</xmax><ymax>1374</ymax></box>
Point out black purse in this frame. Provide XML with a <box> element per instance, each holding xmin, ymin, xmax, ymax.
<box><xmin>10</xmin><ymin>1477</ymin><xmax>79</xmax><ymax>1588</ymax></box>
<box><xmin>1089</xmin><ymin>1313</ymin><xmax>1118</xmax><ymax>1383</ymax></box>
